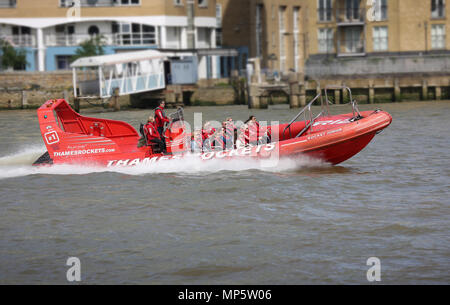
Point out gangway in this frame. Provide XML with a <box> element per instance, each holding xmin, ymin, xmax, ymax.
<box><xmin>71</xmin><ymin>50</ymin><xmax>166</xmax><ymax>101</ymax></box>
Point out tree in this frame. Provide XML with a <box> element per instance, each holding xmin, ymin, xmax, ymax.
<box><xmin>71</xmin><ymin>35</ymin><xmax>106</xmax><ymax>62</ymax></box>
<box><xmin>0</xmin><ymin>39</ymin><xmax>28</xmax><ymax>71</ymax></box>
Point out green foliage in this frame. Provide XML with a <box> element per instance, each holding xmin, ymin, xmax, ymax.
<box><xmin>0</xmin><ymin>39</ymin><xmax>28</xmax><ymax>70</ymax></box>
<box><xmin>71</xmin><ymin>35</ymin><xmax>106</xmax><ymax>62</ymax></box>
<box><xmin>214</xmin><ymin>82</ymin><xmax>231</xmax><ymax>88</ymax></box>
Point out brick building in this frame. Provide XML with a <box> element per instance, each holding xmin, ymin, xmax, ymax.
<box><xmin>218</xmin><ymin>0</ymin><xmax>450</xmax><ymax>75</ymax></box>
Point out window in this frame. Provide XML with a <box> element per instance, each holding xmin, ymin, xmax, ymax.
<box><xmin>59</xmin><ymin>0</ymin><xmax>72</xmax><ymax>7</ymax></box>
<box><xmin>344</xmin><ymin>27</ymin><xmax>364</xmax><ymax>53</ymax></box>
<box><xmin>166</xmin><ymin>27</ymin><xmax>182</xmax><ymax>48</ymax></box>
<box><xmin>119</xmin><ymin>0</ymin><xmax>141</xmax><ymax>5</ymax></box>
<box><xmin>216</xmin><ymin>4</ymin><xmax>222</xmax><ymax>47</ymax></box>
<box><xmin>174</xmin><ymin>0</ymin><xmax>183</xmax><ymax>6</ymax></box>
<box><xmin>216</xmin><ymin>29</ymin><xmax>222</xmax><ymax>47</ymax></box>
<box><xmin>216</xmin><ymin>4</ymin><xmax>222</xmax><ymax>28</ymax></box>
<box><xmin>54</xmin><ymin>24</ymin><xmax>75</xmax><ymax>46</ymax></box>
<box><xmin>346</xmin><ymin>0</ymin><xmax>361</xmax><ymax>21</ymax></box>
<box><xmin>56</xmin><ymin>55</ymin><xmax>72</xmax><ymax>70</ymax></box>
<box><xmin>373</xmin><ymin>26</ymin><xmax>388</xmax><ymax>51</ymax></box>
<box><xmin>88</xmin><ymin>25</ymin><xmax>100</xmax><ymax>36</ymax></box>
<box><xmin>373</xmin><ymin>0</ymin><xmax>388</xmax><ymax>21</ymax></box>
<box><xmin>0</xmin><ymin>0</ymin><xmax>16</xmax><ymax>8</ymax></box>
<box><xmin>118</xmin><ymin>0</ymin><xmax>140</xmax><ymax>5</ymax></box>
<box><xmin>112</xmin><ymin>22</ymin><xmax>155</xmax><ymax>45</ymax></box>
<box><xmin>56</xmin><ymin>24</ymin><xmax>75</xmax><ymax>35</ymax></box>
<box><xmin>12</xmin><ymin>26</ymin><xmax>31</xmax><ymax>36</ymax></box>
<box><xmin>318</xmin><ymin>28</ymin><xmax>334</xmax><ymax>53</ymax></box>
<box><xmin>318</xmin><ymin>0</ymin><xmax>332</xmax><ymax>22</ymax></box>
<box><xmin>279</xmin><ymin>6</ymin><xmax>287</xmax><ymax>70</ymax></box>
<box><xmin>198</xmin><ymin>0</ymin><xmax>207</xmax><ymax>8</ymax></box>
<box><xmin>431</xmin><ymin>0</ymin><xmax>445</xmax><ymax>19</ymax></box>
<box><xmin>256</xmin><ymin>4</ymin><xmax>263</xmax><ymax>57</ymax></box>
<box><xmin>11</xmin><ymin>26</ymin><xmax>33</xmax><ymax>46</ymax></box>
<box><xmin>197</xmin><ymin>28</ymin><xmax>211</xmax><ymax>48</ymax></box>
<box><xmin>293</xmin><ymin>7</ymin><xmax>301</xmax><ymax>71</ymax></box>
<box><xmin>293</xmin><ymin>7</ymin><xmax>300</xmax><ymax>31</ymax></box>
<box><xmin>431</xmin><ymin>24</ymin><xmax>446</xmax><ymax>49</ymax></box>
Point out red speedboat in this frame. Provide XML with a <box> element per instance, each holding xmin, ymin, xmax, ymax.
<box><xmin>33</xmin><ymin>87</ymin><xmax>392</xmax><ymax>167</ymax></box>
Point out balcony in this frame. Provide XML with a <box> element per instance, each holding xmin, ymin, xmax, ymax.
<box><xmin>0</xmin><ymin>35</ymin><xmax>36</xmax><ymax>47</ymax></box>
<box><xmin>336</xmin><ymin>8</ymin><xmax>365</xmax><ymax>25</ymax></box>
<box><xmin>45</xmin><ymin>34</ymin><xmax>156</xmax><ymax>47</ymax></box>
<box><xmin>337</xmin><ymin>38</ymin><xmax>365</xmax><ymax>57</ymax></box>
<box><xmin>0</xmin><ymin>0</ymin><xmax>16</xmax><ymax>8</ymax></box>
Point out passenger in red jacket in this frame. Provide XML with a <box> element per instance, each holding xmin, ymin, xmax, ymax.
<box><xmin>202</xmin><ymin>122</ymin><xmax>216</xmax><ymax>142</ymax></box>
<box><xmin>154</xmin><ymin>100</ymin><xmax>171</xmax><ymax>138</ymax></box>
<box><xmin>246</xmin><ymin>115</ymin><xmax>260</xmax><ymax>145</ymax></box>
<box><xmin>144</xmin><ymin>116</ymin><xmax>166</xmax><ymax>153</ymax></box>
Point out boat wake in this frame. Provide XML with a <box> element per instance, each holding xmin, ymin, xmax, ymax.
<box><xmin>0</xmin><ymin>145</ymin><xmax>46</xmax><ymax>166</ymax></box>
<box><xmin>0</xmin><ymin>146</ymin><xmax>329</xmax><ymax>180</ymax></box>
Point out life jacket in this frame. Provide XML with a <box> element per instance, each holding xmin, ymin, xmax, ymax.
<box><xmin>248</xmin><ymin>122</ymin><xmax>260</xmax><ymax>143</ymax></box>
<box><xmin>144</xmin><ymin>122</ymin><xmax>160</xmax><ymax>144</ymax></box>
<box><xmin>202</xmin><ymin>128</ymin><xmax>216</xmax><ymax>142</ymax></box>
<box><xmin>155</xmin><ymin>106</ymin><xmax>170</xmax><ymax>129</ymax></box>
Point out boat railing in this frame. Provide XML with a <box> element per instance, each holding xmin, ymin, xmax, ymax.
<box><xmin>283</xmin><ymin>86</ymin><xmax>362</xmax><ymax>139</ymax></box>
<box><xmin>283</xmin><ymin>92</ymin><xmax>323</xmax><ymax>139</ymax></box>
<box><xmin>324</xmin><ymin>86</ymin><xmax>361</xmax><ymax>120</ymax></box>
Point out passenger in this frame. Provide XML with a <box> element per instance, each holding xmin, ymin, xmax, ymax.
<box><xmin>225</xmin><ymin>117</ymin><xmax>236</xmax><ymax>133</ymax></box>
<box><xmin>202</xmin><ymin>122</ymin><xmax>216</xmax><ymax>142</ymax></box>
<box><xmin>259</xmin><ymin>126</ymin><xmax>272</xmax><ymax>145</ymax></box>
<box><xmin>222</xmin><ymin>121</ymin><xmax>234</xmax><ymax>150</ymax></box>
<box><xmin>236</xmin><ymin>124</ymin><xmax>249</xmax><ymax>148</ymax></box>
<box><xmin>154</xmin><ymin>100</ymin><xmax>171</xmax><ymax>138</ymax></box>
<box><xmin>191</xmin><ymin>129</ymin><xmax>203</xmax><ymax>153</ymax></box>
<box><xmin>247</xmin><ymin>115</ymin><xmax>260</xmax><ymax>145</ymax></box>
<box><xmin>227</xmin><ymin>117</ymin><xmax>238</xmax><ymax>148</ymax></box>
<box><xmin>144</xmin><ymin>116</ymin><xmax>167</xmax><ymax>154</ymax></box>
<box><xmin>202</xmin><ymin>136</ymin><xmax>212</xmax><ymax>152</ymax></box>
<box><xmin>212</xmin><ymin>128</ymin><xmax>227</xmax><ymax>151</ymax></box>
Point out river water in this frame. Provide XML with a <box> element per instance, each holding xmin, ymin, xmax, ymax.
<box><xmin>0</xmin><ymin>101</ymin><xmax>449</xmax><ymax>284</ymax></box>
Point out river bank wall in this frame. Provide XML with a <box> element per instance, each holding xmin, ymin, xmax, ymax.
<box><xmin>0</xmin><ymin>70</ymin><xmax>449</xmax><ymax>110</ymax></box>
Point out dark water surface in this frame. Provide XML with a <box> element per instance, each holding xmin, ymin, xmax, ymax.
<box><xmin>0</xmin><ymin>101</ymin><xmax>449</xmax><ymax>284</ymax></box>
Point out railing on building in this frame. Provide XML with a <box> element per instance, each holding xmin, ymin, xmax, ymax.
<box><xmin>1</xmin><ymin>35</ymin><xmax>36</xmax><ymax>47</ymax></box>
<box><xmin>0</xmin><ymin>0</ymin><xmax>16</xmax><ymax>8</ymax></box>
<box><xmin>336</xmin><ymin>8</ymin><xmax>365</xmax><ymax>24</ymax></box>
<box><xmin>341</xmin><ymin>39</ymin><xmax>365</xmax><ymax>54</ymax></box>
<box><xmin>45</xmin><ymin>34</ymin><xmax>156</xmax><ymax>47</ymax></box>
<box><xmin>59</xmin><ymin>0</ymin><xmax>140</xmax><ymax>7</ymax></box>
<box><xmin>337</xmin><ymin>38</ymin><xmax>365</xmax><ymax>57</ymax></box>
